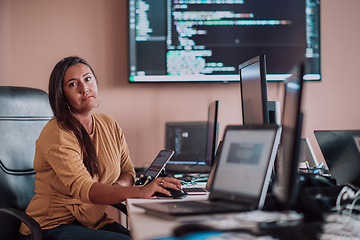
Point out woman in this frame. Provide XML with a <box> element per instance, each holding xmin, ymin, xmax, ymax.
<box><xmin>19</xmin><ymin>56</ymin><xmax>181</xmax><ymax>240</ymax></box>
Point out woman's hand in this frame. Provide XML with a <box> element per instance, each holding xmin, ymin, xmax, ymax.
<box><xmin>140</xmin><ymin>177</ymin><xmax>182</xmax><ymax>199</ymax></box>
<box><xmin>89</xmin><ymin>176</ymin><xmax>182</xmax><ymax>204</ymax></box>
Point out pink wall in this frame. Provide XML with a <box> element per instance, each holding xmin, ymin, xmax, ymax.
<box><xmin>1</xmin><ymin>0</ymin><xmax>360</xmax><ymax>168</ymax></box>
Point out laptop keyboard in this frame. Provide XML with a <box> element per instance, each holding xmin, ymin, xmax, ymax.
<box><xmin>183</xmin><ymin>187</ymin><xmax>208</xmax><ymax>193</ymax></box>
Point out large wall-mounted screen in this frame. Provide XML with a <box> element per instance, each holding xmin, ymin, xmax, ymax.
<box><xmin>128</xmin><ymin>0</ymin><xmax>320</xmax><ymax>83</ymax></box>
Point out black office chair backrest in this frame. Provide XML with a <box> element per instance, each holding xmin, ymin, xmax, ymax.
<box><xmin>0</xmin><ymin>86</ymin><xmax>53</xmax><ymax>239</ymax></box>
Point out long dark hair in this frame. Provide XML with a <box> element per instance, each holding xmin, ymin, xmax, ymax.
<box><xmin>48</xmin><ymin>56</ymin><xmax>100</xmax><ymax>177</ymax></box>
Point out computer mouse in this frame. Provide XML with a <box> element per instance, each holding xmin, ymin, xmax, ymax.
<box><xmin>301</xmin><ymin>173</ymin><xmax>337</xmax><ymax>187</ymax></box>
<box><xmin>153</xmin><ymin>187</ymin><xmax>188</xmax><ymax>199</ymax></box>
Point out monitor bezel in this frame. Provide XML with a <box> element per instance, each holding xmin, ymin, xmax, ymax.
<box><xmin>205</xmin><ymin>100</ymin><xmax>219</xmax><ymax>167</ymax></box>
<box><xmin>273</xmin><ymin>62</ymin><xmax>305</xmax><ymax>209</ymax></box>
<box><xmin>164</xmin><ymin>121</ymin><xmax>210</xmax><ymax>174</ymax></box>
<box><xmin>239</xmin><ymin>55</ymin><xmax>270</xmax><ymax>125</ymax></box>
<box><xmin>210</xmin><ymin>124</ymin><xmax>282</xmax><ymax>209</ymax></box>
<box><xmin>127</xmin><ymin>1</ymin><xmax>321</xmax><ymax>83</ymax></box>
<box><xmin>164</xmin><ymin>100</ymin><xmax>219</xmax><ymax>175</ymax></box>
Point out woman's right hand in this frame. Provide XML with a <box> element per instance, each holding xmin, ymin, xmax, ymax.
<box><xmin>89</xmin><ymin>176</ymin><xmax>182</xmax><ymax>204</ymax></box>
<box><xmin>140</xmin><ymin>177</ymin><xmax>182</xmax><ymax>199</ymax></box>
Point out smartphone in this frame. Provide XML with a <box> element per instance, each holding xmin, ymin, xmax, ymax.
<box><xmin>135</xmin><ymin>150</ymin><xmax>175</xmax><ymax>185</ymax></box>
<box><xmin>143</xmin><ymin>150</ymin><xmax>174</xmax><ymax>179</ymax></box>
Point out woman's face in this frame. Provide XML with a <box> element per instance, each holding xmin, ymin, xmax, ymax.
<box><xmin>62</xmin><ymin>63</ymin><xmax>99</xmax><ymax>116</ymax></box>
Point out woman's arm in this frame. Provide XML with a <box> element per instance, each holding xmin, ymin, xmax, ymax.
<box><xmin>88</xmin><ymin>176</ymin><xmax>181</xmax><ymax>205</ymax></box>
<box><xmin>113</xmin><ymin>172</ymin><xmax>135</xmax><ymax>187</ymax></box>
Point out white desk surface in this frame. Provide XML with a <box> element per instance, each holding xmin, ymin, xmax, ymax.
<box><xmin>126</xmin><ymin>191</ymin><xmax>305</xmax><ymax>240</ymax></box>
<box><xmin>126</xmin><ymin>194</ymin><xmax>208</xmax><ymax>240</ymax></box>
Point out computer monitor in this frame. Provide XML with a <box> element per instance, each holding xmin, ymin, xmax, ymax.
<box><xmin>205</xmin><ymin>100</ymin><xmax>219</xmax><ymax>167</ymax></box>
<box><xmin>239</xmin><ymin>55</ymin><xmax>269</xmax><ymax>125</ymax></box>
<box><xmin>164</xmin><ymin>101</ymin><xmax>219</xmax><ymax>174</ymax></box>
<box><xmin>128</xmin><ymin>0</ymin><xmax>321</xmax><ymax>82</ymax></box>
<box><xmin>273</xmin><ymin>62</ymin><xmax>305</xmax><ymax>209</ymax></box>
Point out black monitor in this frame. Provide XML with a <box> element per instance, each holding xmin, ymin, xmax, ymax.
<box><xmin>128</xmin><ymin>0</ymin><xmax>320</xmax><ymax>83</ymax></box>
<box><xmin>164</xmin><ymin>121</ymin><xmax>208</xmax><ymax>174</ymax></box>
<box><xmin>239</xmin><ymin>55</ymin><xmax>269</xmax><ymax>125</ymax></box>
<box><xmin>164</xmin><ymin>101</ymin><xmax>219</xmax><ymax>174</ymax></box>
<box><xmin>205</xmin><ymin>100</ymin><xmax>219</xmax><ymax>167</ymax></box>
<box><xmin>273</xmin><ymin>62</ymin><xmax>305</xmax><ymax>209</ymax></box>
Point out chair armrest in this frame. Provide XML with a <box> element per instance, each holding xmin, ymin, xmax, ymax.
<box><xmin>0</xmin><ymin>208</ymin><xmax>42</xmax><ymax>240</ymax></box>
<box><xmin>110</xmin><ymin>203</ymin><xmax>127</xmax><ymax>216</ymax></box>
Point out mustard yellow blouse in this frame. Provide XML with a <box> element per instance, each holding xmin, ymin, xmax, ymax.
<box><xmin>20</xmin><ymin>113</ymin><xmax>135</xmax><ymax>235</ymax></box>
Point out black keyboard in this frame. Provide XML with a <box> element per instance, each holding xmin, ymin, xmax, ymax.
<box><xmin>183</xmin><ymin>187</ymin><xmax>208</xmax><ymax>194</ymax></box>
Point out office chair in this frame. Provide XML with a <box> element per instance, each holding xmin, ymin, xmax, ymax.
<box><xmin>0</xmin><ymin>86</ymin><xmax>127</xmax><ymax>240</ymax></box>
<box><xmin>0</xmin><ymin>86</ymin><xmax>52</xmax><ymax>240</ymax></box>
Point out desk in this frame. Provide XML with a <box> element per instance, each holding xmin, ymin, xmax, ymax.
<box><xmin>126</xmin><ymin>195</ymin><xmax>208</xmax><ymax>240</ymax></box>
<box><xmin>126</xmin><ymin>195</ymin><xmax>328</xmax><ymax>240</ymax></box>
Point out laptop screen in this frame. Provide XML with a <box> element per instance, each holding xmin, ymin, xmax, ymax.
<box><xmin>314</xmin><ymin>130</ymin><xmax>360</xmax><ymax>186</ymax></box>
<box><xmin>211</xmin><ymin>125</ymin><xmax>281</xmax><ymax>207</ymax></box>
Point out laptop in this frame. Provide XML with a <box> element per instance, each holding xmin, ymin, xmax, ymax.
<box><xmin>135</xmin><ymin>124</ymin><xmax>282</xmax><ymax>219</ymax></box>
<box><xmin>182</xmin><ymin>141</ymin><xmax>223</xmax><ymax>195</ymax></box>
<box><xmin>314</xmin><ymin>130</ymin><xmax>360</xmax><ymax>186</ymax></box>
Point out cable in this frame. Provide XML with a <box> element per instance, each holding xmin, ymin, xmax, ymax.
<box><xmin>349</xmin><ymin>189</ymin><xmax>360</xmax><ymax>215</ymax></box>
